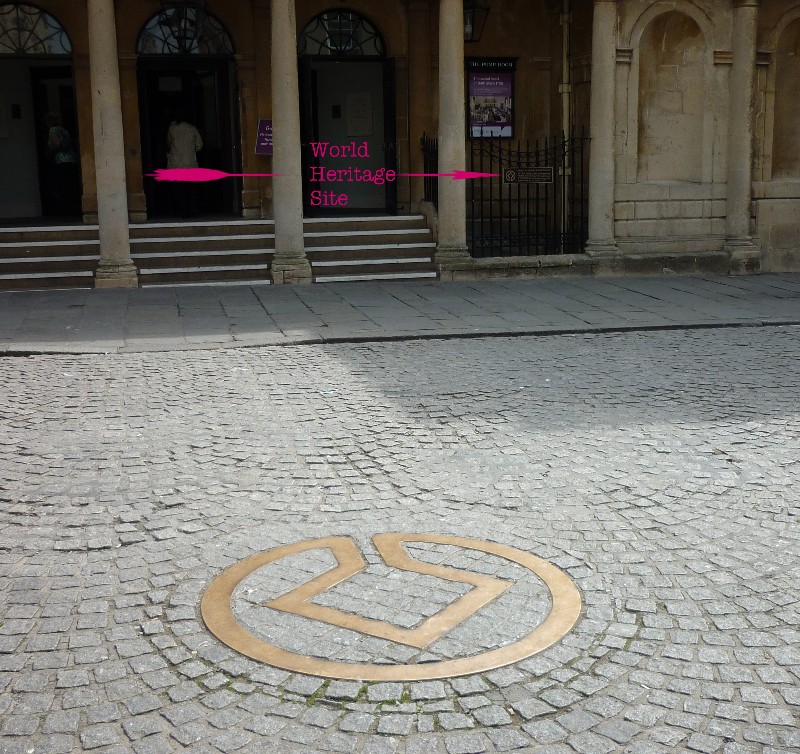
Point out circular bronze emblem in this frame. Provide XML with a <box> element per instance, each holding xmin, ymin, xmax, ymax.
<box><xmin>201</xmin><ymin>533</ymin><xmax>582</xmax><ymax>681</ymax></box>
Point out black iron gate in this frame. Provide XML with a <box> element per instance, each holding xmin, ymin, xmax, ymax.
<box><xmin>421</xmin><ymin>131</ymin><xmax>589</xmax><ymax>257</ymax></box>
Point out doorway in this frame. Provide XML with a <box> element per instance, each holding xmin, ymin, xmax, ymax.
<box><xmin>300</xmin><ymin>59</ymin><xmax>396</xmax><ymax>215</ymax></box>
<box><xmin>0</xmin><ymin>62</ymin><xmax>80</xmax><ymax>221</ymax></box>
<box><xmin>0</xmin><ymin>5</ymin><xmax>78</xmax><ymax>221</ymax></box>
<box><xmin>31</xmin><ymin>66</ymin><xmax>81</xmax><ymax>218</ymax></box>
<box><xmin>138</xmin><ymin>59</ymin><xmax>240</xmax><ymax>218</ymax></box>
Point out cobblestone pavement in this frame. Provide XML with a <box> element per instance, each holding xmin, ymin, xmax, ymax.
<box><xmin>1</xmin><ymin>326</ymin><xmax>799</xmax><ymax>754</ymax></box>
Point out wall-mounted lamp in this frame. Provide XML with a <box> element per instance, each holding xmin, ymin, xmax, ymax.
<box><xmin>464</xmin><ymin>0</ymin><xmax>489</xmax><ymax>43</ymax></box>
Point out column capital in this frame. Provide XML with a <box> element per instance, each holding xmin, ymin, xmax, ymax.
<box><xmin>616</xmin><ymin>48</ymin><xmax>632</xmax><ymax>64</ymax></box>
<box><xmin>733</xmin><ymin>0</ymin><xmax>759</xmax><ymax>8</ymax></box>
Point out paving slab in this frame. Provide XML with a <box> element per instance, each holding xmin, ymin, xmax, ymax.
<box><xmin>0</xmin><ymin>273</ymin><xmax>797</xmax><ymax>353</ymax></box>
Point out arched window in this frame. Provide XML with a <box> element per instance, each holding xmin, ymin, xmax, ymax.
<box><xmin>0</xmin><ymin>3</ymin><xmax>70</xmax><ymax>54</ymax></box>
<box><xmin>298</xmin><ymin>9</ymin><xmax>385</xmax><ymax>57</ymax></box>
<box><xmin>137</xmin><ymin>6</ymin><xmax>233</xmax><ymax>55</ymax></box>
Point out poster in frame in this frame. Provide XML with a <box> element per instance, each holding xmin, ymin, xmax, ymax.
<box><xmin>467</xmin><ymin>58</ymin><xmax>516</xmax><ymax>138</ymax></box>
<box><xmin>255</xmin><ymin>119</ymin><xmax>273</xmax><ymax>155</ymax></box>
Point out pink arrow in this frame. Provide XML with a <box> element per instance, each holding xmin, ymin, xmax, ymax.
<box><xmin>399</xmin><ymin>170</ymin><xmax>499</xmax><ymax>180</ymax></box>
<box><xmin>147</xmin><ymin>168</ymin><xmax>285</xmax><ymax>182</ymax></box>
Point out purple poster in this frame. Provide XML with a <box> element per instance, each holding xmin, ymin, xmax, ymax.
<box><xmin>468</xmin><ymin>61</ymin><xmax>514</xmax><ymax>138</ymax></box>
<box><xmin>255</xmin><ymin>119</ymin><xmax>272</xmax><ymax>155</ymax></box>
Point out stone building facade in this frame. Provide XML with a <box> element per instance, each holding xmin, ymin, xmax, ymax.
<box><xmin>0</xmin><ymin>0</ymin><xmax>798</xmax><ymax>286</ymax></box>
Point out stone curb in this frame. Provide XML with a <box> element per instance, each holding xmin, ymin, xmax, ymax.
<box><xmin>0</xmin><ymin>319</ymin><xmax>798</xmax><ymax>356</ymax></box>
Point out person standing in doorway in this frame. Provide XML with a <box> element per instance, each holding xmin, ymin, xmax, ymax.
<box><xmin>45</xmin><ymin>112</ymin><xmax>80</xmax><ymax>216</ymax></box>
<box><xmin>167</xmin><ymin>107</ymin><xmax>203</xmax><ymax>216</ymax></box>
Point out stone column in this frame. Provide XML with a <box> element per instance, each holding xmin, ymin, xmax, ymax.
<box><xmin>270</xmin><ymin>0</ymin><xmax>311</xmax><ymax>284</ymax></box>
<box><xmin>585</xmin><ymin>0</ymin><xmax>618</xmax><ymax>255</ymax></box>
<box><xmin>436</xmin><ymin>0</ymin><xmax>470</xmax><ymax>265</ymax></box>
<box><xmin>725</xmin><ymin>0</ymin><xmax>759</xmax><ymax>270</ymax></box>
<box><xmin>408</xmin><ymin>0</ymin><xmax>433</xmax><ymax>209</ymax></box>
<box><xmin>87</xmin><ymin>0</ymin><xmax>137</xmax><ymax>287</ymax></box>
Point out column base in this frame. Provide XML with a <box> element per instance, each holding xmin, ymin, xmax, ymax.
<box><xmin>434</xmin><ymin>246</ymin><xmax>472</xmax><ymax>281</ymax></box>
<box><xmin>584</xmin><ymin>240</ymin><xmax>619</xmax><ymax>257</ymax></box>
<box><xmin>95</xmin><ymin>262</ymin><xmax>138</xmax><ymax>288</ymax></box>
<box><xmin>434</xmin><ymin>245</ymin><xmax>471</xmax><ymax>265</ymax></box>
<box><xmin>724</xmin><ymin>237</ymin><xmax>760</xmax><ymax>276</ymax></box>
<box><xmin>271</xmin><ymin>256</ymin><xmax>312</xmax><ymax>285</ymax></box>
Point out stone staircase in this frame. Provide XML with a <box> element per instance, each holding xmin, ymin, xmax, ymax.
<box><xmin>0</xmin><ymin>223</ymin><xmax>99</xmax><ymax>290</ymax></box>
<box><xmin>304</xmin><ymin>216</ymin><xmax>436</xmax><ymax>283</ymax></box>
<box><xmin>0</xmin><ymin>215</ymin><xmax>437</xmax><ymax>289</ymax></box>
<box><xmin>131</xmin><ymin>220</ymin><xmax>273</xmax><ymax>286</ymax></box>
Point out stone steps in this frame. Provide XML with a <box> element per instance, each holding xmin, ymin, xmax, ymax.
<box><xmin>0</xmin><ymin>215</ymin><xmax>437</xmax><ymax>289</ymax></box>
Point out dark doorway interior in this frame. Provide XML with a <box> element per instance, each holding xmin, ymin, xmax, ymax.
<box><xmin>138</xmin><ymin>59</ymin><xmax>240</xmax><ymax>218</ymax></box>
<box><xmin>30</xmin><ymin>66</ymin><xmax>81</xmax><ymax>218</ymax></box>
<box><xmin>300</xmin><ymin>58</ymin><xmax>396</xmax><ymax>216</ymax></box>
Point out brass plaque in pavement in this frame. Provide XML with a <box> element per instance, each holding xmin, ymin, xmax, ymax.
<box><xmin>200</xmin><ymin>533</ymin><xmax>582</xmax><ymax>681</ymax></box>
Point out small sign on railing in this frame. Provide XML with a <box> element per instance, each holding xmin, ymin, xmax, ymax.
<box><xmin>502</xmin><ymin>167</ymin><xmax>554</xmax><ymax>184</ymax></box>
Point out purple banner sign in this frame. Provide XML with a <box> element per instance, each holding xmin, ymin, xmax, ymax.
<box><xmin>255</xmin><ymin>118</ymin><xmax>273</xmax><ymax>155</ymax></box>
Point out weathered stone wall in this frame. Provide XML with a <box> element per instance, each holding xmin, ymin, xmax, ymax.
<box><xmin>603</xmin><ymin>0</ymin><xmax>798</xmax><ymax>270</ymax></box>
<box><xmin>613</xmin><ymin>0</ymin><xmax>727</xmax><ymax>253</ymax></box>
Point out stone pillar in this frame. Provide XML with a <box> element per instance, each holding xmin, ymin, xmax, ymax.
<box><xmin>436</xmin><ymin>0</ymin><xmax>470</xmax><ymax>265</ymax></box>
<box><xmin>408</xmin><ymin>0</ymin><xmax>433</xmax><ymax>209</ymax></box>
<box><xmin>725</xmin><ymin>0</ymin><xmax>759</xmax><ymax>271</ymax></box>
<box><xmin>585</xmin><ymin>0</ymin><xmax>618</xmax><ymax>256</ymax></box>
<box><xmin>87</xmin><ymin>0</ymin><xmax>137</xmax><ymax>287</ymax></box>
<box><xmin>270</xmin><ymin>0</ymin><xmax>311</xmax><ymax>284</ymax></box>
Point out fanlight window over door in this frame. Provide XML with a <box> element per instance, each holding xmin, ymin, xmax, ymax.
<box><xmin>0</xmin><ymin>3</ymin><xmax>71</xmax><ymax>54</ymax></box>
<box><xmin>298</xmin><ymin>10</ymin><xmax>385</xmax><ymax>57</ymax></box>
<box><xmin>137</xmin><ymin>6</ymin><xmax>233</xmax><ymax>55</ymax></box>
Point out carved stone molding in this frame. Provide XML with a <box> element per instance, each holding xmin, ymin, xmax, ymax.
<box><xmin>713</xmin><ymin>50</ymin><xmax>734</xmax><ymax>66</ymax></box>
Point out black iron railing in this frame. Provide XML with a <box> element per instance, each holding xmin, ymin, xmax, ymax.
<box><xmin>468</xmin><ymin>131</ymin><xmax>589</xmax><ymax>257</ymax></box>
<box><xmin>420</xmin><ymin>131</ymin><xmax>589</xmax><ymax>257</ymax></box>
<box><xmin>420</xmin><ymin>133</ymin><xmax>438</xmax><ymax>209</ymax></box>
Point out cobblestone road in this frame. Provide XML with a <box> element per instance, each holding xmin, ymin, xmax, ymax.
<box><xmin>1</xmin><ymin>326</ymin><xmax>798</xmax><ymax>753</ymax></box>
